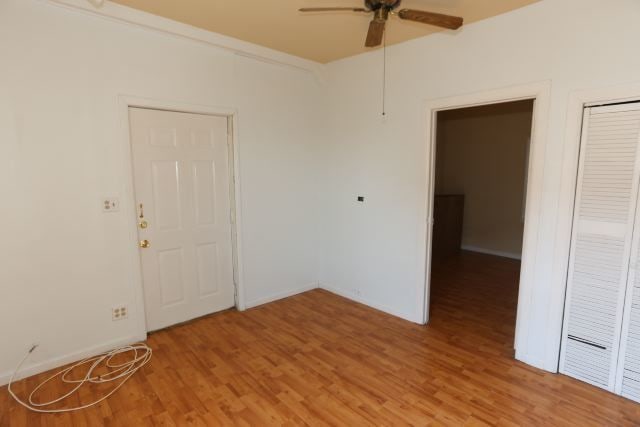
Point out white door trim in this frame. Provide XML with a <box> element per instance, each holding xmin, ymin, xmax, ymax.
<box><xmin>419</xmin><ymin>81</ymin><xmax>552</xmax><ymax>370</ymax></box>
<box><xmin>118</xmin><ymin>95</ymin><xmax>246</xmax><ymax>339</ymax></box>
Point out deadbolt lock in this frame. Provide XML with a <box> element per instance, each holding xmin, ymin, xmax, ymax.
<box><xmin>139</xmin><ymin>239</ymin><xmax>150</xmax><ymax>249</ymax></box>
<box><xmin>139</xmin><ymin>220</ymin><xmax>148</xmax><ymax>229</ymax></box>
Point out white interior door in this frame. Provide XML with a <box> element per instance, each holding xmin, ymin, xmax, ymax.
<box><xmin>129</xmin><ymin>107</ymin><xmax>235</xmax><ymax>332</ymax></box>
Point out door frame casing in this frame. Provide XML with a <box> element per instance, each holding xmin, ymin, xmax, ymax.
<box><xmin>118</xmin><ymin>95</ymin><xmax>246</xmax><ymax>339</ymax></box>
<box><xmin>419</xmin><ymin>81</ymin><xmax>552</xmax><ymax>369</ymax></box>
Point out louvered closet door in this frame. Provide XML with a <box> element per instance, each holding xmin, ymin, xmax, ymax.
<box><xmin>616</xmin><ymin>106</ymin><xmax>640</xmax><ymax>402</ymax></box>
<box><xmin>560</xmin><ymin>103</ymin><xmax>640</xmax><ymax>391</ymax></box>
<box><xmin>618</xmin><ymin>236</ymin><xmax>640</xmax><ymax>402</ymax></box>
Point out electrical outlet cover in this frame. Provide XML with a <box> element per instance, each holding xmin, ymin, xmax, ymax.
<box><xmin>112</xmin><ymin>305</ymin><xmax>129</xmax><ymax>321</ymax></box>
<box><xmin>103</xmin><ymin>197</ymin><xmax>120</xmax><ymax>213</ymax></box>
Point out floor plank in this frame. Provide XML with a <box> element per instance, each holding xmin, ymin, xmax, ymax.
<box><xmin>2</xmin><ymin>251</ymin><xmax>640</xmax><ymax>425</ymax></box>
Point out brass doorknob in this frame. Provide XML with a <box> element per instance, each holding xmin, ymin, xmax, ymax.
<box><xmin>139</xmin><ymin>239</ymin><xmax>150</xmax><ymax>249</ymax></box>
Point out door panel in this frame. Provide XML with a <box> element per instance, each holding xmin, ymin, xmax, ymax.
<box><xmin>151</xmin><ymin>161</ymin><xmax>182</xmax><ymax>231</ymax></box>
<box><xmin>560</xmin><ymin>103</ymin><xmax>640</xmax><ymax>392</ymax></box>
<box><xmin>157</xmin><ymin>248</ymin><xmax>186</xmax><ymax>306</ymax></box>
<box><xmin>615</xmin><ymin>107</ymin><xmax>640</xmax><ymax>402</ymax></box>
<box><xmin>193</xmin><ymin>161</ymin><xmax>217</xmax><ymax>226</ymax></box>
<box><xmin>196</xmin><ymin>243</ymin><xmax>219</xmax><ymax>297</ymax></box>
<box><xmin>129</xmin><ymin>107</ymin><xmax>235</xmax><ymax>331</ymax></box>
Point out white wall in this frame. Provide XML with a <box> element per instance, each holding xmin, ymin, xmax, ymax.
<box><xmin>0</xmin><ymin>0</ymin><xmax>322</xmax><ymax>382</ymax></box>
<box><xmin>320</xmin><ymin>0</ymin><xmax>640</xmax><ymax>371</ymax></box>
<box><xmin>5</xmin><ymin>0</ymin><xmax>640</xmax><ymax>384</ymax></box>
<box><xmin>436</xmin><ymin>101</ymin><xmax>533</xmax><ymax>258</ymax></box>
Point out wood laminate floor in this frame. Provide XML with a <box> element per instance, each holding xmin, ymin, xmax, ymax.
<box><xmin>2</xmin><ymin>251</ymin><xmax>640</xmax><ymax>426</ymax></box>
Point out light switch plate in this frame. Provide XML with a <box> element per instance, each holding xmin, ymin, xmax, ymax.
<box><xmin>102</xmin><ymin>197</ymin><xmax>120</xmax><ymax>213</ymax></box>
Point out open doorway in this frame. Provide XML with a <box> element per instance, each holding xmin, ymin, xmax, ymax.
<box><xmin>428</xmin><ymin>99</ymin><xmax>534</xmax><ymax>356</ymax></box>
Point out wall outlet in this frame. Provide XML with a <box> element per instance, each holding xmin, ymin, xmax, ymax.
<box><xmin>103</xmin><ymin>197</ymin><xmax>120</xmax><ymax>213</ymax></box>
<box><xmin>112</xmin><ymin>305</ymin><xmax>129</xmax><ymax>321</ymax></box>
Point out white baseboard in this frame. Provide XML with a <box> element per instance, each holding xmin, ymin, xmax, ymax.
<box><xmin>2</xmin><ymin>283</ymin><xmax>320</xmax><ymax>387</ymax></box>
<box><xmin>461</xmin><ymin>245</ymin><xmax>522</xmax><ymax>260</ymax></box>
<box><xmin>320</xmin><ymin>284</ymin><xmax>420</xmax><ymax>324</ymax></box>
<box><xmin>1</xmin><ymin>282</ymin><xmax>423</xmax><ymax>387</ymax></box>
<box><xmin>244</xmin><ymin>282</ymin><xmax>320</xmax><ymax>309</ymax></box>
<box><xmin>0</xmin><ymin>333</ymin><xmax>146</xmax><ymax>387</ymax></box>
<box><xmin>2</xmin><ymin>284</ymin><xmax>320</xmax><ymax>387</ymax></box>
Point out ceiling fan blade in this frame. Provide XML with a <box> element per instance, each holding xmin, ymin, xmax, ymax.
<box><xmin>299</xmin><ymin>7</ymin><xmax>368</xmax><ymax>12</ymax></box>
<box><xmin>364</xmin><ymin>19</ymin><xmax>386</xmax><ymax>47</ymax></box>
<box><xmin>365</xmin><ymin>19</ymin><xmax>386</xmax><ymax>47</ymax></box>
<box><xmin>397</xmin><ymin>9</ymin><xmax>463</xmax><ymax>30</ymax></box>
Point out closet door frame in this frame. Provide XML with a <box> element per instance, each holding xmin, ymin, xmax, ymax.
<box><xmin>554</xmin><ymin>84</ymin><xmax>640</xmax><ymax>375</ymax></box>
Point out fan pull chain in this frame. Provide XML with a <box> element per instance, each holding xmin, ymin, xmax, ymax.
<box><xmin>382</xmin><ymin>30</ymin><xmax>387</xmax><ymax>117</ymax></box>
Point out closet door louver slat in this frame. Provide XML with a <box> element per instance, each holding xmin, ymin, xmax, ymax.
<box><xmin>560</xmin><ymin>104</ymin><xmax>640</xmax><ymax>392</ymax></box>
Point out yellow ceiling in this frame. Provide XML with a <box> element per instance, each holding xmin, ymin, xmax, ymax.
<box><xmin>110</xmin><ymin>0</ymin><xmax>540</xmax><ymax>63</ymax></box>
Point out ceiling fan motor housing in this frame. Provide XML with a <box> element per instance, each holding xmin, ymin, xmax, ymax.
<box><xmin>365</xmin><ymin>0</ymin><xmax>402</xmax><ymax>11</ymax></box>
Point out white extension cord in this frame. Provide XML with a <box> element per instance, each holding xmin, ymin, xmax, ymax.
<box><xmin>8</xmin><ymin>343</ymin><xmax>152</xmax><ymax>413</ymax></box>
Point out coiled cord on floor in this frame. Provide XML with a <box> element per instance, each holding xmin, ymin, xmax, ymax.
<box><xmin>8</xmin><ymin>343</ymin><xmax>152</xmax><ymax>413</ymax></box>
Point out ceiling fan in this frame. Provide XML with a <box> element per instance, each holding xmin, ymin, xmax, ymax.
<box><xmin>300</xmin><ymin>0</ymin><xmax>463</xmax><ymax>47</ymax></box>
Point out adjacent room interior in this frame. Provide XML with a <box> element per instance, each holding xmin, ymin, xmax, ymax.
<box><xmin>3</xmin><ymin>0</ymin><xmax>640</xmax><ymax>425</ymax></box>
<box><xmin>429</xmin><ymin>100</ymin><xmax>534</xmax><ymax>353</ymax></box>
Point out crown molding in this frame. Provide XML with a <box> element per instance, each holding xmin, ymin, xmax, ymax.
<box><xmin>46</xmin><ymin>0</ymin><xmax>325</xmax><ymax>76</ymax></box>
